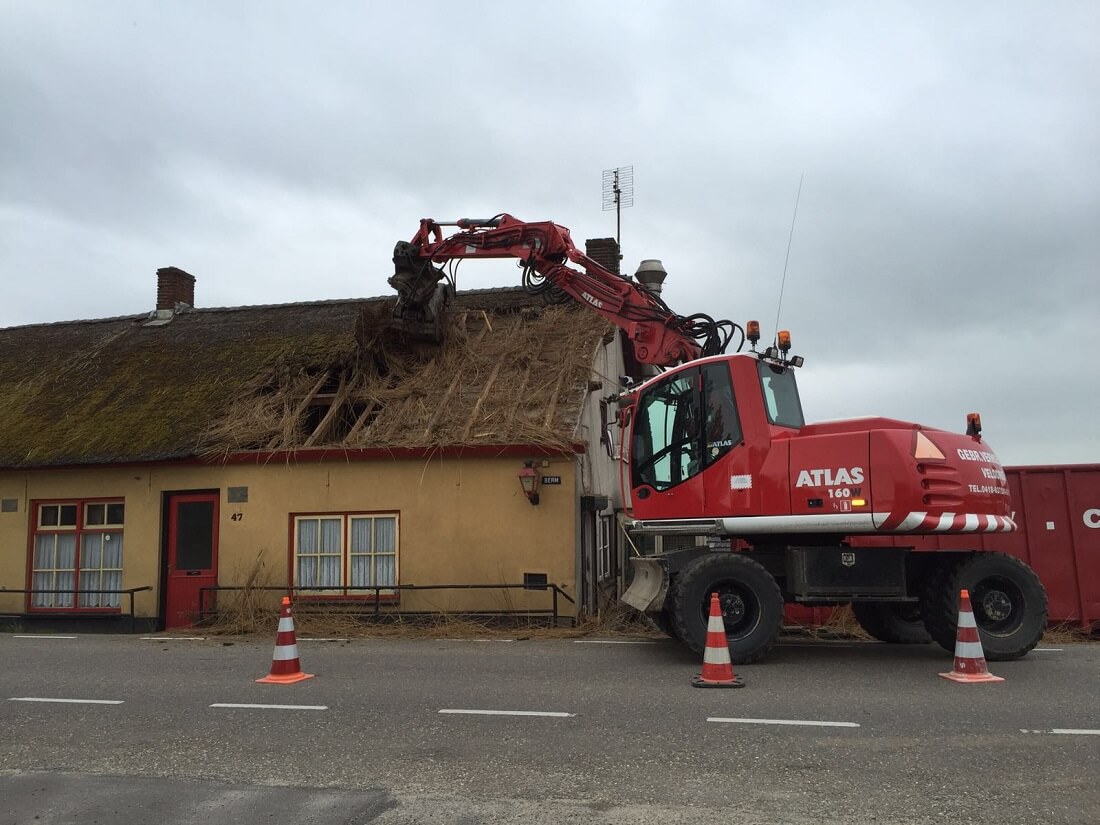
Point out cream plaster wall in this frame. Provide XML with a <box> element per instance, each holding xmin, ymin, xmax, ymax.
<box><xmin>0</xmin><ymin>453</ymin><xmax>578</xmax><ymax>622</ymax></box>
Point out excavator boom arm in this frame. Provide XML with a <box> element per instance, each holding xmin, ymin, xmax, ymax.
<box><xmin>390</xmin><ymin>214</ymin><xmax>736</xmax><ymax>366</ymax></box>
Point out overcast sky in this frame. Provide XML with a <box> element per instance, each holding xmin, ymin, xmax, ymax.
<box><xmin>2</xmin><ymin>1</ymin><xmax>1097</xmax><ymax>466</ymax></box>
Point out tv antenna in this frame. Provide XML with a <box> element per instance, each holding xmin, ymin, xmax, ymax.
<box><xmin>602</xmin><ymin>165</ymin><xmax>634</xmax><ymax>250</ymax></box>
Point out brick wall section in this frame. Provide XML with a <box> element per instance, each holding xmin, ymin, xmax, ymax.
<box><xmin>584</xmin><ymin>238</ymin><xmax>620</xmax><ymax>275</ymax></box>
<box><xmin>156</xmin><ymin>267</ymin><xmax>196</xmax><ymax>311</ymax></box>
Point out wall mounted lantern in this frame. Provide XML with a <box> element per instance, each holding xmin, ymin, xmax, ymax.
<box><xmin>518</xmin><ymin>461</ymin><xmax>540</xmax><ymax>505</ymax></box>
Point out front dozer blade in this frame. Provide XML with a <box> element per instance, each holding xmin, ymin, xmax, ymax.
<box><xmin>621</xmin><ymin>557</ymin><xmax>670</xmax><ymax>613</ymax></box>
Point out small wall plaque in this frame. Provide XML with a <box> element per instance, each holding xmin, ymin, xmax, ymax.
<box><xmin>227</xmin><ymin>487</ymin><xmax>249</xmax><ymax>503</ymax></box>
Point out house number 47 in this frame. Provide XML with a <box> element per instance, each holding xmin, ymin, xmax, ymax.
<box><xmin>230</xmin><ymin>512</ymin><xmax>243</xmax><ymax>521</ymax></box>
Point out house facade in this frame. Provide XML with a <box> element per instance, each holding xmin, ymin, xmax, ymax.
<box><xmin>0</xmin><ymin>264</ymin><xmax>628</xmax><ymax>630</ymax></box>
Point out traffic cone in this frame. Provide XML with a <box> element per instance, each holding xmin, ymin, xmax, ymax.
<box><xmin>939</xmin><ymin>589</ymin><xmax>1004</xmax><ymax>684</ymax></box>
<box><xmin>257</xmin><ymin>596</ymin><xmax>315</xmax><ymax>684</ymax></box>
<box><xmin>692</xmin><ymin>592</ymin><xmax>744</xmax><ymax>688</ymax></box>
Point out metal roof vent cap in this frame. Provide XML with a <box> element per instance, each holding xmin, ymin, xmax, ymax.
<box><xmin>634</xmin><ymin>259</ymin><xmax>667</xmax><ymax>296</ymax></box>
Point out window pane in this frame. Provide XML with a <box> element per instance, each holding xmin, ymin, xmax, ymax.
<box><xmin>702</xmin><ymin>362</ymin><xmax>741</xmax><ymax>468</ymax></box>
<box><xmin>374</xmin><ymin>518</ymin><xmax>396</xmax><ymax>553</ymax></box>
<box><xmin>79</xmin><ymin>570</ymin><xmax>102</xmax><ymax>608</ymax></box>
<box><xmin>103</xmin><ymin>534</ymin><xmax>123</xmax><ymax>568</ymax></box>
<box><xmin>33</xmin><ymin>571</ymin><xmax>53</xmax><ymax>607</ymax></box>
<box><xmin>41</xmin><ymin>505</ymin><xmax>59</xmax><ymax>527</ymax></box>
<box><xmin>350</xmin><ymin>555</ymin><xmax>370</xmax><ymax>588</ymax></box>
<box><xmin>319</xmin><ymin>555</ymin><xmax>341</xmax><ymax>587</ymax></box>
<box><xmin>55</xmin><ymin>572</ymin><xmax>75</xmax><ymax>607</ymax></box>
<box><xmin>175</xmin><ymin>501</ymin><xmax>214</xmax><ymax>570</ymax></box>
<box><xmin>86</xmin><ymin>504</ymin><xmax>105</xmax><ymax>526</ymax></box>
<box><xmin>374</xmin><ymin>555</ymin><xmax>396</xmax><ymax>587</ymax></box>
<box><xmin>350</xmin><ymin>518</ymin><xmax>372</xmax><ymax>553</ymax></box>
<box><xmin>59</xmin><ymin>505</ymin><xmax>77</xmax><ymax>526</ymax></box>
<box><xmin>33</xmin><ymin>535</ymin><xmax>55</xmax><ymax>569</ymax></box>
<box><xmin>56</xmin><ymin>534</ymin><xmax>77</xmax><ymax>569</ymax></box>
<box><xmin>297</xmin><ymin>555</ymin><xmax>317</xmax><ymax>588</ymax></box>
<box><xmin>102</xmin><ymin>570</ymin><xmax>121</xmax><ymax>608</ymax></box>
<box><xmin>320</xmin><ymin>519</ymin><xmax>341</xmax><ymax>552</ymax></box>
<box><xmin>106</xmin><ymin>503</ymin><xmax>125</xmax><ymax>524</ymax></box>
<box><xmin>631</xmin><ymin>371</ymin><xmax>702</xmax><ymax>491</ymax></box>
<box><xmin>298</xmin><ymin>520</ymin><xmax>319</xmax><ymax>554</ymax></box>
<box><xmin>756</xmin><ymin>361</ymin><xmax>805</xmax><ymax>428</ymax></box>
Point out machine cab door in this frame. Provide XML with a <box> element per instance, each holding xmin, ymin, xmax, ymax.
<box><xmin>629</xmin><ymin>367</ymin><xmax>739</xmax><ymax>519</ymax></box>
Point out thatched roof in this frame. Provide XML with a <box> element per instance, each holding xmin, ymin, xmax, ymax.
<box><xmin>0</xmin><ymin>288</ymin><xmax>612</xmax><ymax>469</ymax></box>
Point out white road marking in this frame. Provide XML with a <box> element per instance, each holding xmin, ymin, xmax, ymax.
<box><xmin>12</xmin><ymin>635</ymin><xmax>77</xmax><ymax>640</ymax></box>
<box><xmin>9</xmin><ymin>697</ymin><xmax>123</xmax><ymax>705</ymax></box>
<box><xmin>1031</xmin><ymin>648</ymin><xmax>1063</xmax><ymax>652</ymax></box>
<box><xmin>210</xmin><ymin>703</ymin><xmax>328</xmax><ymax>711</ymax></box>
<box><xmin>439</xmin><ymin>639</ymin><xmax>515</xmax><ymax>643</ymax></box>
<box><xmin>779</xmin><ymin>643</ymin><xmax>855</xmax><ymax>649</ymax></box>
<box><xmin>439</xmin><ymin>709</ymin><xmax>575</xmax><ymax>718</ymax></box>
<box><xmin>573</xmin><ymin>639</ymin><xmax>657</xmax><ymax>645</ymax></box>
<box><xmin>1021</xmin><ymin>728</ymin><xmax>1100</xmax><ymax>735</ymax></box>
<box><xmin>297</xmin><ymin>638</ymin><xmax>348</xmax><ymax>642</ymax></box>
<box><xmin>708</xmin><ymin>717</ymin><xmax>860</xmax><ymax>728</ymax></box>
<box><xmin>139</xmin><ymin>636</ymin><xmax>206</xmax><ymax>641</ymax></box>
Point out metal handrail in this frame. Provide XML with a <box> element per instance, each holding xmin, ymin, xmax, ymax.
<box><xmin>0</xmin><ymin>586</ymin><xmax>152</xmax><ymax>622</ymax></box>
<box><xmin>198</xmin><ymin>582</ymin><xmax>575</xmax><ymax>626</ymax></box>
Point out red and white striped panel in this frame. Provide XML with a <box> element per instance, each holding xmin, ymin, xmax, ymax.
<box><xmin>878</xmin><ymin>512</ymin><xmax>1015</xmax><ymax>533</ymax></box>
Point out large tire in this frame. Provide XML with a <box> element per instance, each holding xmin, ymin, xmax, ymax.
<box><xmin>921</xmin><ymin>552</ymin><xmax>1048</xmax><ymax>661</ymax></box>
<box><xmin>669</xmin><ymin>553</ymin><xmax>784</xmax><ymax>664</ymax></box>
<box><xmin>851</xmin><ymin>601</ymin><xmax>932</xmax><ymax>644</ymax></box>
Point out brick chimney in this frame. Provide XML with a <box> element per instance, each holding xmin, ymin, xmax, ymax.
<box><xmin>584</xmin><ymin>238</ymin><xmax>621</xmax><ymax>275</ymax></box>
<box><xmin>156</xmin><ymin>267</ymin><xmax>196</xmax><ymax>311</ymax></box>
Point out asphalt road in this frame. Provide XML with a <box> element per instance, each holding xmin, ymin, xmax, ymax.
<box><xmin>2</xmin><ymin>631</ymin><xmax>1098</xmax><ymax>824</ymax></box>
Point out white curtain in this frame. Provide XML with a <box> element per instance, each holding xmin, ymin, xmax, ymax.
<box><xmin>32</xmin><ymin>534</ymin><xmax>77</xmax><ymax>608</ymax></box>
<box><xmin>297</xmin><ymin>518</ymin><xmax>342</xmax><ymax>591</ymax></box>
<box><xmin>374</xmin><ymin>518</ymin><xmax>397</xmax><ymax>587</ymax></box>
<box><xmin>77</xmin><ymin>533</ymin><xmax>123</xmax><ymax>608</ymax></box>
<box><xmin>349</xmin><ymin>517</ymin><xmax>396</xmax><ymax>589</ymax></box>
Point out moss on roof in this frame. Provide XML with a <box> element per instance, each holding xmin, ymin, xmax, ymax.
<box><xmin>0</xmin><ymin>289</ymin><xmax>611</xmax><ymax>468</ymax></box>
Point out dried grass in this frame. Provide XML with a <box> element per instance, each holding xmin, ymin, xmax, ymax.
<box><xmin>1040</xmin><ymin>621</ymin><xmax>1098</xmax><ymax>645</ymax></box>
<box><xmin>200</xmin><ymin>302</ymin><xmax>609</xmax><ymax>456</ymax></box>
<box><xmin>195</xmin><ymin>554</ymin><xmax>660</xmax><ymax>640</ymax></box>
<box><xmin>200</xmin><ymin>551</ymin><xmax>281</xmax><ymax>634</ymax></box>
<box><xmin>781</xmin><ymin>605</ymin><xmax>872</xmax><ymax>640</ymax></box>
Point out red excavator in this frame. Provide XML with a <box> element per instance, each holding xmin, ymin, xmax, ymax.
<box><xmin>389</xmin><ymin>213</ymin><xmax>1047</xmax><ymax>663</ymax></box>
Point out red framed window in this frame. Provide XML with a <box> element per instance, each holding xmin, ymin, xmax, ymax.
<box><xmin>29</xmin><ymin>499</ymin><xmax>125</xmax><ymax>611</ymax></box>
<box><xmin>292</xmin><ymin>512</ymin><xmax>398</xmax><ymax>598</ymax></box>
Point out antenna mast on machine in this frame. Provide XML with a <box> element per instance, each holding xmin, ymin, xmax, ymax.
<box><xmin>602</xmin><ymin>165</ymin><xmax>634</xmax><ymax>251</ymax></box>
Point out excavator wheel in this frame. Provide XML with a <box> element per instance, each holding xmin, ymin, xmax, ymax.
<box><xmin>920</xmin><ymin>551</ymin><xmax>1048</xmax><ymax>661</ymax></box>
<box><xmin>851</xmin><ymin>601</ymin><xmax>932</xmax><ymax>644</ymax></box>
<box><xmin>669</xmin><ymin>553</ymin><xmax>784</xmax><ymax>665</ymax></box>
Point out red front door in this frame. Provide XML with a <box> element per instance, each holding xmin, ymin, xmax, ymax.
<box><xmin>165</xmin><ymin>492</ymin><xmax>219</xmax><ymax>628</ymax></box>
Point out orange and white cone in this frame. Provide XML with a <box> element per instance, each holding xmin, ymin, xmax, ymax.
<box><xmin>257</xmin><ymin>596</ymin><xmax>314</xmax><ymax>684</ymax></box>
<box><xmin>692</xmin><ymin>592</ymin><xmax>744</xmax><ymax>689</ymax></box>
<box><xmin>939</xmin><ymin>589</ymin><xmax>1004</xmax><ymax>684</ymax></box>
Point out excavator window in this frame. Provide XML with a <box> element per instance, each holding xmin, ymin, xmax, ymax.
<box><xmin>701</xmin><ymin>362</ymin><xmax>741</xmax><ymax>467</ymax></box>
<box><xmin>757</xmin><ymin>362</ymin><xmax>805</xmax><ymax>429</ymax></box>
<box><xmin>631</xmin><ymin>370</ymin><xmax>704</xmax><ymax>492</ymax></box>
